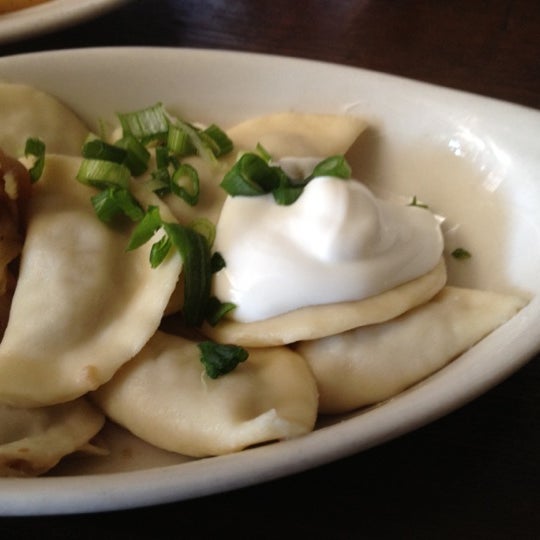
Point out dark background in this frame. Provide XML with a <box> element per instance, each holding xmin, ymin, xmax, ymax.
<box><xmin>2</xmin><ymin>1</ymin><xmax>540</xmax><ymax>538</ymax></box>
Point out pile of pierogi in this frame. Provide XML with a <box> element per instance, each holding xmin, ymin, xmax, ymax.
<box><xmin>0</xmin><ymin>82</ymin><xmax>527</xmax><ymax>477</ymax></box>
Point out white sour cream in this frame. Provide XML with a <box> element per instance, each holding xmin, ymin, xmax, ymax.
<box><xmin>212</xmin><ymin>174</ymin><xmax>443</xmax><ymax>322</ymax></box>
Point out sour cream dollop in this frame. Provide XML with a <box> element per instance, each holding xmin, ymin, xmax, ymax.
<box><xmin>212</xmin><ymin>175</ymin><xmax>443</xmax><ymax>323</ymax></box>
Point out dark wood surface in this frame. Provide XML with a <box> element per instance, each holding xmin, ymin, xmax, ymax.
<box><xmin>2</xmin><ymin>1</ymin><xmax>540</xmax><ymax>538</ymax></box>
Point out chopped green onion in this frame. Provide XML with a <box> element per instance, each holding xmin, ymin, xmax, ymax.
<box><xmin>451</xmin><ymin>247</ymin><xmax>472</xmax><ymax>260</ymax></box>
<box><xmin>220</xmin><ymin>153</ymin><xmax>280</xmax><ymax>196</ymax></box>
<box><xmin>163</xmin><ymin>222</ymin><xmax>212</xmax><ymax>327</ymax></box>
<box><xmin>115</xmin><ymin>134</ymin><xmax>151</xmax><ymax>176</ymax></box>
<box><xmin>197</xmin><ymin>340</ymin><xmax>248</xmax><ymax>379</ymax></box>
<box><xmin>24</xmin><ymin>137</ymin><xmax>46</xmax><ymax>183</ymax></box>
<box><xmin>82</xmin><ymin>139</ymin><xmax>127</xmax><ymax>164</ymax></box>
<box><xmin>201</xmin><ymin>124</ymin><xmax>233</xmax><ymax>157</ymax></box>
<box><xmin>167</xmin><ymin>123</ymin><xmax>194</xmax><ymax>157</ymax></box>
<box><xmin>127</xmin><ymin>205</ymin><xmax>164</xmax><ymax>251</ymax></box>
<box><xmin>272</xmin><ymin>168</ymin><xmax>304</xmax><ymax>205</ymax></box>
<box><xmin>170</xmin><ymin>119</ymin><xmax>216</xmax><ymax>164</ymax></box>
<box><xmin>409</xmin><ymin>195</ymin><xmax>429</xmax><ymax>209</ymax></box>
<box><xmin>118</xmin><ymin>103</ymin><xmax>169</xmax><ymax>144</ymax></box>
<box><xmin>205</xmin><ymin>297</ymin><xmax>236</xmax><ymax>327</ymax></box>
<box><xmin>170</xmin><ymin>163</ymin><xmax>200</xmax><ymax>206</ymax></box>
<box><xmin>255</xmin><ymin>142</ymin><xmax>272</xmax><ymax>162</ymax></box>
<box><xmin>309</xmin><ymin>155</ymin><xmax>352</xmax><ymax>180</ymax></box>
<box><xmin>90</xmin><ymin>187</ymin><xmax>144</xmax><ymax>223</ymax></box>
<box><xmin>190</xmin><ymin>217</ymin><xmax>216</xmax><ymax>247</ymax></box>
<box><xmin>210</xmin><ymin>251</ymin><xmax>226</xmax><ymax>273</ymax></box>
<box><xmin>76</xmin><ymin>159</ymin><xmax>131</xmax><ymax>189</ymax></box>
<box><xmin>149</xmin><ymin>235</ymin><xmax>172</xmax><ymax>268</ymax></box>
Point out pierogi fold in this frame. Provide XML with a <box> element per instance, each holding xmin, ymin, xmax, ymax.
<box><xmin>0</xmin><ymin>82</ymin><xmax>89</xmax><ymax>157</ymax></box>
<box><xmin>162</xmin><ymin>112</ymin><xmax>368</xmax><ymax>228</ymax></box>
<box><xmin>0</xmin><ymin>154</ymin><xmax>183</xmax><ymax>407</ymax></box>
<box><xmin>92</xmin><ymin>331</ymin><xmax>318</xmax><ymax>457</ymax></box>
<box><xmin>0</xmin><ymin>398</ymin><xmax>105</xmax><ymax>477</ymax></box>
<box><xmin>296</xmin><ymin>286</ymin><xmax>528</xmax><ymax>414</ymax></box>
<box><xmin>202</xmin><ymin>257</ymin><xmax>446</xmax><ymax>347</ymax></box>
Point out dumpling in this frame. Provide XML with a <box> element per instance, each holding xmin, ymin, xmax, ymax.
<box><xmin>0</xmin><ymin>82</ymin><xmax>89</xmax><ymax>157</ymax></box>
<box><xmin>202</xmin><ymin>258</ymin><xmax>446</xmax><ymax>347</ymax></box>
<box><xmin>92</xmin><ymin>331</ymin><xmax>318</xmax><ymax>457</ymax></box>
<box><xmin>0</xmin><ymin>154</ymin><xmax>183</xmax><ymax>407</ymax></box>
<box><xmin>295</xmin><ymin>286</ymin><xmax>528</xmax><ymax>414</ymax></box>
<box><xmin>161</xmin><ymin>112</ymin><xmax>368</xmax><ymax>226</ymax></box>
<box><xmin>227</xmin><ymin>112</ymin><xmax>368</xmax><ymax>158</ymax></box>
<box><xmin>0</xmin><ymin>398</ymin><xmax>105</xmax><ymax>477</ymax></box>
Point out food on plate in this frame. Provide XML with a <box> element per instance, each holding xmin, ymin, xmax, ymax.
<box><xmin>0</xmin><ymin>82</ymin><xmax>528</xmax><ymax>475</ymax></box>
<box><xmin>92</xmin><ymin>331</ymin><xmax>318</xmax><ymax>457</ymax></box>
<box><xmin>296</xmin><ymin>286</ymin><xmax>527</xmax><ymax>413</ymax></box>
<box><xmin>0</xmin><ymin>148</ymin><xmax>31</xmax><ymax>337</ymax></box>
<box><xmin>0</xmin><ymin>154</ymin><xmax>183</xmax><ymax>407</ymax></box>
<box><xmin>0</xmin><ymin>83</ymin><xmax>88</xmax><ymax>157</ymax></box>
<box><xmin>203</xmin><ymin>260</ymin><xmax>446</xmax><ymax>347</ymax></box>
<box><xmin>0</xmin><ymin>398</ymin><xmax>104</xmax><ymax>477</ymax></box>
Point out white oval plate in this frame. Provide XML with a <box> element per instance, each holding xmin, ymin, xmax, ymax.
<box><xmin>0</xmin><ymin>0</ymin><xmax>129</xmax><ymax>44</ymax></box>
<box><xmin>0</xmin><ymin>47</ymin><xmax>540</xmax><ymax>515</ymax></box>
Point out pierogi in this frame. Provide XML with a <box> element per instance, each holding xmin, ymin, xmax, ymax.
<box><xmin>92</xmin><ymin>331</ymin><xmax>318</xmax><ymax>457</ymax></box>
<box><xmin>296</xmin><ymin>286</ymin><xmax>528</xmax><ymax>414</ymax></box>
<box><xmin>0</xmin><ymin>154</ymin><xmax>183</xmax><ymax>407</ymax></box>
<box><xmin>0</xmin><ymin>398</ymin><xmax>104</xmax><ymax>477</ymax></box>
<box><xmin>0</xmin><ymin>82</ymin><xmax>89</xmax><ymax>158</ymax></box>
<box><xmin>202</xmin><ymin>258</ymin><xmax>446</xmax><ymax>347</ymax></box>
<box><xmin>0</xmin><ymin>82</ymin><xmax>529</xmax><ymax>476</ymax></box>
<box><xmin>162</xmin><ymin>112</ymin><xmax>367</xmax><ymax>229</ymax></box>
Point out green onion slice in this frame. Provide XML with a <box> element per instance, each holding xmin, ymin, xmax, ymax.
<box><xmin>118</xmin><ymin>103</ymin><xmax>169</xmax><ymax>144</ymax></box>
<box><xmin>82</xmin><ymin>139</ymin><xmax>127</xmax><ymax>164</ymax></box>
<box><xmin>90</xmin><ymin>187</ymin><xmax>144</xmax><ymax>223</ymax></box>
<box><xmin>308</xmin><ymin>155</ymin><xmax>352</xmax><ymax>180</ymax></box>
<box><xmin>24</xmin><ymin>137</ymin><xmax>46</xmax><ymax>183</ymax></box>
<box><xmin>451</xmin><ymin>247</ymin><xmax>472</xmax><ymax>260</ymax></box>
<box><xmin>76</xmin><ymin>159</ymin><xmax>131</xmax><ymax>190</ymax></box>
<box><xmin>115</xmin><ymin>134</ymin><xmax>151</xmax><ymax>176</ymax></box>
<box><xmin>163</xmin><ymin>222</ymin><xmax>212</xmax><ymax>327</ymax></box>
<box><xmin>205</xmin><ymin>297</ymin><xmax>236</xmax><ymax>327</ymax></box>
<box><xmin>127</xmin><ymin>205</ymin><xmax>163</xmax><ymax>251</ymax></box>
<box><xmin>197</xmin><ymin>340</ymin><xmax>248</xmax><ymax>379</ymax></box>
<box><xmin>201</xmin><ymin>124</ymin><xmax>233</xmax><ymax>157</ymax></box>
<box><xmin>220</xmin><ymin>153</ymin><xmax>280</xmax><ymax>196</ymax></box>
<box><xmin>170</xmin><ymin>163</ymin><xmax>200</xmax><ymax>206</ymax></box>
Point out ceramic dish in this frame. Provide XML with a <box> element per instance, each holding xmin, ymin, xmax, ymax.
<box><xmin>0</xmin><ymin>47</ymin><xmax>539</xmax><ymax>515</ymax></box>
<box><xmin>0</xmin><ymin>0</ymin><xmax>128</xmax><ymax>44</ymax></box>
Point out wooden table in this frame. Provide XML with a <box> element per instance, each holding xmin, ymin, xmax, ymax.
<box><xmin>2</xmin><ymin>1</ymin><xmax>540</xmax><ymax>538</ymax></box>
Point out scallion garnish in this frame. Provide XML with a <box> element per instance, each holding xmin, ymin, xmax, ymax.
<box><xmin>163</xmin><ymin>222</ymin><xmax>212</xmax><ymax>327</ymax></box>
<box><xmin>126</xmin><ymin>205</ymin><xmax>163</xmax><ymax>251</ymax></box>
<box><xmin>221</xmin><ymin>151</ymin><xmax>352</xmax><ymax>206</ymax></box>
<box><xmin>82</xmin><ymin>139</ymin><xmax>127</xmax><ymax>164</ymax></box>
<box><xmin>24</xmin><ymin>137</ymin><xmax>46</xmax><ymax>183</ymax></box>
<box><xmin>220</xmin><ymin>153</ymin><xmax>280</xmax><ymax>196</ymax></box>
<box><xmin>409</xmin><ymin>196</ymin><xmax>429</xmax><ymax>209</ymax></box>
<box><xmin>114</xmin><ymin>134</ymin><xmax>151</xmax><ymax>176</ymax></box>
<box><xmin>90</xmin><ymin>187</ymin><xmax>144</xmax><ymax>223</ymax></box>
<box><xmin>76</xmin><ymin>159</ymin><xmax>131</xmax><ymax>190</ymax></box>
<box><xmin>118</xmin><ymin>103</ymin><xmax>169</xmax><ymax>144</ymax></box>
<box><xmin>170</xmin><ymin>163</ymin><xmax>200</xmax><ymax>206</ymax></box>
<box><xmin>197</xmin><ymin>340</ymin><xmax>248</xmax><ymax>379</ymax></box>
<box><xmin>451</xmin><ymin>247</ymin><xmax>472</xmax><ymax>260</ymax></box>
<box><xmin>204</xmin><ymin>297</ymin><xmax>236</xmax><ymax>327</ymax></box>
<box><xmin>201</xmin><ymin>124</ymin><xmax>233</xmax><ymax>157</ymax></box>
<box><xmin>307</xmin><ymin>155</ymin><xmax>352</xmax><ymax>180</ymax></box>
<box><xmin>190</xmin><ymin>217</ymin><xmax>216</xmax><ymax>247</ymax></box>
